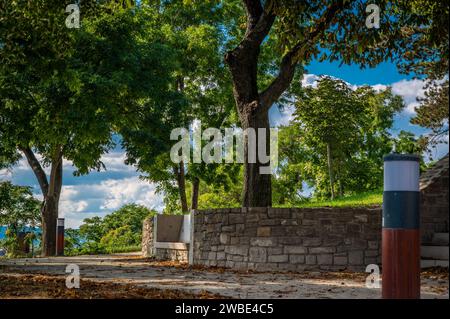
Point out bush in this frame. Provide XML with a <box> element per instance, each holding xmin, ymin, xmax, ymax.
<box><xmin>100</xmin><ymin>225</ymin><xmax>140</xmax><ymax>248</ymax></box>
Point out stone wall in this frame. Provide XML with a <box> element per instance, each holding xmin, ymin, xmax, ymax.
<box><xmin>141</xmin><ymin>217</ymin><xmax>154</xmax><ymax>258</ymax></box>
<box><xmin>191</xmin><ymin>207</ymin><xmax>381</xmax><ymax>272</ymax></box>
<box><xmin>420</xmin><ymin>155</ymin><xmax>449</xmax><ymax>244</ymax></box>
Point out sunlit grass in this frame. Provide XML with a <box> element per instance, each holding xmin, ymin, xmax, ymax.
<box><xmin>276</xmin><ymin>190</ymin><xmax>383</xmax><ymax>208</ymax></box>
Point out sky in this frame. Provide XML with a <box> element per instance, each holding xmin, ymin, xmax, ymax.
<box><xmin>1</xmin><ymin>59</ymin><xmax>448</xmax><ymax>229</ymax></box>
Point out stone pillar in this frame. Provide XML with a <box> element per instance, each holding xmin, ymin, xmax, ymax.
<box><xmin>142</xmin><ymin>216</ymin><xmax>154</xmax><ymax>258</ymax></box>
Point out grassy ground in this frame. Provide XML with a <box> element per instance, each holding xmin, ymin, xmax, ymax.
<box><xmin>277</xmin><ymin>190</ymin><xmax>383</xmax><ymax>208</ymax></box>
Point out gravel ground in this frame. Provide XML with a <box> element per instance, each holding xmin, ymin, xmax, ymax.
<box><xmin>0</xmin><ymin>253</ymin><xmax>448</xmax><ymax>299</ymax></box>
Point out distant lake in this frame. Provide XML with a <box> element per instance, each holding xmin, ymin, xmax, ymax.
<box><xmin>0</xmin><ymin>226</ymin><xmax>41</xmax><ymax>240</ymax></box>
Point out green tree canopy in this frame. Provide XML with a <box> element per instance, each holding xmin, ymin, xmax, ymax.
<box><xmin>0</xmin><ymin>1</ymin><xmax>177</xmax><ymax>255</ymax></box>
<box><xmin>276</xmin><ymin>77</ymin><xmax>404</xmax><ymax>200</ymax></box>
<box><xmin>0</xmin><ymin>181</ymin><xmax>40</xmax><ymax>231</ymax></box>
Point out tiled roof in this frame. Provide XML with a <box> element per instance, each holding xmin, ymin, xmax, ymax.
<box><xmin>420</xmin><ymin>154</ymin><xmax>449</xmax><ymax>190</ymax></box>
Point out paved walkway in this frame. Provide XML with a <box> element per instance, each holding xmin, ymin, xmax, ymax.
<box><xmin>0</xmin><ymin>254</ymin><xmax>447</xmax><ymax>299</ymax></box>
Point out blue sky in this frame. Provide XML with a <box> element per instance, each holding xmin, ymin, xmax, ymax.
<box><xmin>1</xmin><ymin>59</ymin><xmax>448</xmax><ymax>228</ymax></box>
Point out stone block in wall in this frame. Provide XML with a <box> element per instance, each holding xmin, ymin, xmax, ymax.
<box><xmin>277</xmin><ymin>264</ymin><xmax>298</xmax><ymax>272</ymax></box>
<box><xmin>317</xmin><ymin>254</ymin><xmax>333</xmax><ymax>265</ymax></box>
<box><xmin>259</xmin><ymin>219</ymin><xmax>281</xmax><ymax>226</ymax></box>
<box><xmin>281</xmin><ymin>219</ymin><xmax>298</xmax><ymax>226</ymax></box>
<box><xmin>240</xmin><ymin>237</ymin><xmax>251</xmax><ymax>245</ymax></box>
<box><xmin>224</xmin><ymin>245</ymin><xmax>249</xmax><ymax>256</ymax></box>
<box><xmin>368</xmin><ymin>240</ymin><xmax>378</xmax><ymax>249</ymax></box>
<box><xmin>322</xmin><ymin>237</ymin><xmax>344</xmax><ymax>246</ymax></box>
<box><xmin>222</xmin><ymin>225</ymin><xmax>235</xmax><ymax>232</ymax></box>
<box><xmin>348</xmin><ymin>251</ymin><xmax>364</xmax><ymax>265</ymax></box>
<box><xmin>309</xmin><ymin>247</ymin><xmax>335</xmax><ymax>254</ymax></box>
<box><xmin>208</xmin><ymin>252</ymin><xmax>217</xmax><ymax>260</ymax></box>
<box><xmin>301</xmin><ymin>219</ymin><xmax>318</xmax><ymax>226</ymax></box>
<box><xmin>247</xmin><ymin>207</ymin><xmax>267</xmax><ymax>214</ymax></box>
<box><xmin>229</xmin><ymin>214</ymin><xmax>245</xmax><ymax>224</ymax></box>
<box><xmin>236</xmin><ymin>224</ymin><xmax>245</xmax><ymax>233</ymax></box>
<box><xmin>278</xmin><ymin>237</ymin><xmax>302</xmax><ymax>245</ymax></box>
<box><xmin>257</xmin><ymin>227</ymin><xmax>271</xmax><ymax>237</ymax></box>
<box><xmin>320</xmin><ymin>265</ymin><xmax>347</xmax><ymax>271</ymax></box>
<box><xmin>245</xmin><ymin>213</ymin><xmax>260</xmax><ymax>223</ymax></box>
<box><xmin>305</xmin><ymin>255</ymin><xmax>317</xmax><ymax>265</ymax></box>
<box><xmin>334</xmin><ymin>255</ymin><xmax>348</xmax><ymax>265</ymax></box>
<box><xmin>354</xmin><ymin>214</ymin><xmax>368</xmax><ymax>223</ymax></box>
<box><xmin>249</xmin><ymin>247</ymin><xmax>267</xmax><ymax>263</ymax></box>
<box><xmin>289</xmin><ymin>255</ymin><xmax>305</xmax><ymax>264</ymax></box>
<box><xmin>364</xmin><ymin>257</ymin><xmax>379</xmax><ymax>265</ymax></box>
<box><xmin>296</xmin><ymin>227</ymin><xmax>314</xmax><ymax>236</ymax></box>
<box><xmin>230</xmin><ymin>237</ymin><xmax>239</xmax><ymax>245</ymax></box>
<box><xmin>302</xmin><ymin>238</ymin><xmax>322</xmax><ymax>246</ymax></box>
<box><xmin>352</xmin><ymin>238</ymin><xmax>368</xmax><ymax>249</ymax></box>
<box><xmin>268</xmin><ymin>247</ymin><xmax>283</xmax><ymax>255</ymax></box>
<box><xmin>364</xmin><ymin>250</ymin><xmax>379</xmax><ymax>257</ymax></box>
<box><xmin>268</xmin><ymin>208</ymin><xmax>291</xmax><ymax>219</ymax></box>
<box><xmin>284</xmin><ymin>246</ymin><xmax>307</xmax><ymax>254</ymax></box>
<box><xmin>268</xmin><ymin>254</ymin><xmax>289</xmax><ymax>263</ymax></box>
<box><xmin>254</xmin><ymin>262</ymin><xmax>278</xmax><ymax>271</ymax></box>
<box><xmin>250</xmin><ymin>238</ymin><xmax>277</xmax><ymax>247</ymax></box>
<box><xmin>220</xmin><ymin>233</ymin><xmax>229</xmax><ymax>244</ymax></box>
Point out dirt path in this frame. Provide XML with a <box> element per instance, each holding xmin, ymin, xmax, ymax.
<box><xmin>0</xmin><ymin>253</ymin><xmax>448</xmax><ymax>299</ymax></box>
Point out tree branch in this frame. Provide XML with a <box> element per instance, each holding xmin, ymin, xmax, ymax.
<box><xmin>224</xmin><ymin>0</ymin><xmax>276</xmax><ymax>106</ymax></box>
<box><xmin>259</xmin><ymin>0</ymin><xmax>346</xmax><ymax>111</ymax></box>
<box><xmin>243</xmin><ymin>0</ymin><xmax>263</xmax><ymax>28</ymax></box>
<box><xmin>20</xmin><ymin>147</ymin><xmax>49</xmax><ymax>197</ymax></box>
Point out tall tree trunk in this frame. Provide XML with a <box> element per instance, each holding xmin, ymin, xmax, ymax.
<box><xmin>174</xmin><ymin>162</ymin><xmax>188</xmax><ymax>213</ymax></box>
<box><xmin>224</xmin><ymin>0</ymin><xmax>346</xmax><ymax>208</ymax></box>
<box><xmin>40</xmin><ymin>195</ymin><xmax>58</xmax><ymax>256</ymax></box>
<box><xmin>241</xmin><ymin>104</ymin><xmax>272</xmax><ymax>207</ymax></box>
<box><xmin>338</xmin><ymin>172</ymin><xmax>343</xmax><ymax>197</ymax></box>
<box><xmin>191</xmin><ymin>177</ymin><xmax>200</xmax><ymax>210</ymax></box>
<box><xmin>326</xmin><ymin>142</ymin><xmax>335</xmax><ymax>200</ymax></box>
<box><xmin>21</xmin><ymin>147</ymin><xmax>63</xmax><ymax>256</ymax></box>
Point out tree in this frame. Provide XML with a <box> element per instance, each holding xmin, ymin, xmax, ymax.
<box><xmin>79</xmin><ymin>216</ymin><xmax>104</xmax><ymax>243</ymax></box>
<box><xmin>223</xmin><ymin>0</ymin><xmax>440</xmax><ymax>206</ymax></box>
<box><xmin>102</xmin><ymin>204</ymin><xmax>154</xmax><ymax>235</ymax></box>
<box><xmin>0</xmin><ymin>181</ymin><xmax>40</xmax><ymax>255</ymax></box>
<box><xmin>396</xmin><ymin>1</ymin><xmax>449</xmax><ymax>154</ymax></box>
<box><xmin>0</xmin><ymin>1</ymin><xmax>175</xmax><ymax>255</ymax></box>
<box><xmin>394</xmin><ymin>130</ymin><xmax>427</xmax><ymax>170</ymax></box>
<box><xmin>121</xmin><ymin>1</ymin><xmax>240</xmax><ymax>213</ymax></box>
<box><xmin>411</xmin><ymin>80</ymin><xmax>449</xmax><ymax>156</ymax></box>
<box><xmin>0</xmin><ymin>181</ymin><xmax>41</xmax><ymax>232</ymax></box>
<box><xmin>75</xmin><ymin>204</ymin><xmax>154</xmax><ymax>255</ymax></box>
<box><xmin>276</xmin><ymin>77</ymin><xmax>403</xmax><ymax>200</ymax></box>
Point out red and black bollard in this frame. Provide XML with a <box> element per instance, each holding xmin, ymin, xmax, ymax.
<box><xmin>56</xmin><ymin>218</ymin><xmax>65</xmax><ymax>256</ymax></box>
<box><xmin>382</xmin><ymin>154</ymin><xmax>421</xmax><ymax>299</ymax></box>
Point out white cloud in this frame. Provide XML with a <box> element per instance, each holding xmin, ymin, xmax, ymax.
<box><xmin>391</xmin><ymin>79</ymin><xmax>426</xmax><ymax>115</ymax></box>
<box><xmin>58</xmin><ymin>176</ymin><xmax>163</xmax><ymax>228</ymax></box>
<box><xmin>301</xmin><ymin>74</ymin><xmax>320</xmax><ymax>88</ymax></box>
<box><xmin>100</xmin><ymin>151</ymin><xmax>134</xmax><ymax>172</ymax></box>
<box><xmin>371</xmin><ymin>84</ymin><xmax>388</xmax><ymax>92</ymax></box>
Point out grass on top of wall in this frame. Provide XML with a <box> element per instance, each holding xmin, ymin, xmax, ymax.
<box><xmin>276</xmin><ymin>190</ymin><xmax>383</xmax><ymax>209</ymax></box>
